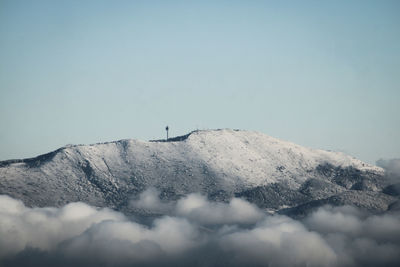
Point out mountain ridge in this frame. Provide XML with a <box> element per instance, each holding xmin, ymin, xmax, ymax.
<box><xmin>0</xmin><ymin>129</ymin><xmax>395</xmax><ymax>216</ymax></box>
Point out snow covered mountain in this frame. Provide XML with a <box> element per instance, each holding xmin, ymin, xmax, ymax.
<box><xmin>0</xmin><ymin>129</ymin><xmax>397</xmax><ymax>216</ymax></box>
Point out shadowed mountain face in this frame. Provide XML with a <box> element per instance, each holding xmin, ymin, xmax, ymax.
<box><xmin>0</xmin><ymin>129</ymin><xmax>397</xmax><ymax>216</ymax></box>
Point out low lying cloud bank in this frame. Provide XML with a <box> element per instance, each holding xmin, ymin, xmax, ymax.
<box><xmin>1</xmin><ymin>191</ymin><xmax>399</xmax><ymax>267</ymax></box>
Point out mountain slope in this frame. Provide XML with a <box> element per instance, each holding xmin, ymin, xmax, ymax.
<box><xmin>0</xmin><ymin>129</ymin><xmax>395</xmax><ymax>215</ymax></box>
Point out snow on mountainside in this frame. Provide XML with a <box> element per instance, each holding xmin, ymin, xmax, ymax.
<box><xmin>0</xmin><ymin>129</ymin><xmax>396</xmax><ymax>216</ymax></box>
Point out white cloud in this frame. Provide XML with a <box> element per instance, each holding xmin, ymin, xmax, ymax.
<box><xmin>130</xmin><ymin>187</ymin><xmax>173</xmax><ymax>213</ymax></box>
<box><xmin>131</xmin><ymin>188</ymin><xmax>264</xmax><ymax>225</ymax></box>
<box><xmin>175</xmin><ymin>193</ymin><xmax>264</xmax><ymax>225</ymax></box>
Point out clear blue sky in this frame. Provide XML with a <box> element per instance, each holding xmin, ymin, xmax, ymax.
<box><xmin>0</xmin><ymin>0</ymin><xmax>399</xmax><ymax>164</ymax></box>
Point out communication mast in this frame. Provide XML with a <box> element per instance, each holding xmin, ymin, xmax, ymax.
<box><xmin>165</xmin><ymin>126</ymin><xmax>169</xmax><ymax>140</ymax></box>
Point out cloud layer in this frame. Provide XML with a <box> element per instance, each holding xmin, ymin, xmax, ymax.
<box><xmin>1</xmin><ymin>191</ymin><xmax>399</xmax><ymax>267</ymax></box>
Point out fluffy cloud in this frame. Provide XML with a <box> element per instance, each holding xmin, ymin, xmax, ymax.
<box><xmin>1</xmin><ymin>194</ymin><xmax>400</xmax><ymax>267</ymax></box>
<box><xmin>218</xmin><ymin>216</ymin><xmax>337</xmax><ymax>267</ymax></box>
<box><xmin>175</xmin><ymin>193</ymin><xmax>264</xmax><ymax>224</ymax></box>
<box><xmin>304</xmin><ymin>205</ymin><xmax>400</xmax><ymax>266</ymax></box>
<box><xmin>130</xmin><ymin>187</ymin><xmax>174</xmax><ymax>214</ymax></box>
<box><xmin>131</xmin><ymin>188</ymin><xmax>264</xmax><ymax>224</ymax></box>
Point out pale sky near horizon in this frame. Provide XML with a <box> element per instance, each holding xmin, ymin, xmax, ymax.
<box><xmin>0</xmin><ymin>0</ymin><xmax>399</xmax><ymax>164</ymax></box>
